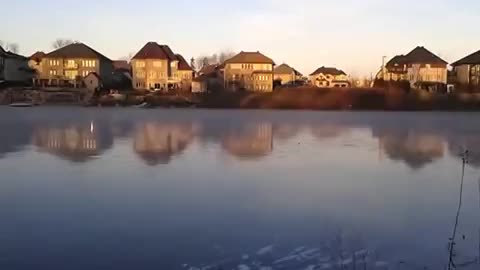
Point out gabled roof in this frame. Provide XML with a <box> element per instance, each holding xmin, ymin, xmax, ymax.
<box><xmin>199</xmin><ymin>64</ymin><xmax>219</xmax><ymax>75</ymax></box>
<box><xmin>132</xmin><ymin>42</ymin><xmax>178</xmax><ymax>61</ymax></box>
<box><xmin>452</xmin><ymin>50</ymin><xmax>480</xmax><ymax>66</ymax></box>
<box><xmin>224</xmin><ymin>51</ymin><xmax>275</xmax><ymax>64</ymax></box>
<box><xmin>30</xmin><ymin>51</ymin><xmax>46</xmax><ymax>62</ymax></box>
<box><xmin>274</xmin><ymin>63</ymin><xmax>303</xmax><ymax>76</ymax></box>
<box><xmin>386</xmin><ymin>55</ymin><xmax>408</xmax><ymax>68</ymax></box>
<box><xmin>176</xmin><ymin>54</ymin><xmax>192</xmax><ymax>71</ymax></box>
<box><xmin>160</xmin><ymin>45</ymin><xmax>177</xmax><ymax>61</ymax></box>
<box><xmin>45</xmin><ymin>43</ymin><xmax>112</xmax><ymax>62</ymax></box>
<box><xmin>0</xmin><ymin>46</ymin><xmax>5</xmax><ymax>54</ymax></box>
<box><xmin>310</xmin><ymin>66</ymin><xmax>346</xmax><ymax>76</ymax></box>
<box><xmin>404</xmin><ymin>46</ymin><xmax>447</xmax><ymax>65</ymax></box>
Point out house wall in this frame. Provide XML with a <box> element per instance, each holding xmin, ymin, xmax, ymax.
<box><xmin>274</xmin><ymin>73</ymin><xmax>295</xmax><ymax>84</ymax></box>
<box><xmin>224</xmin><ymin>63</ymin><xmax>274</xmax><ymax>92</ymax></box>
<box><xmin>131</xmin><ymin>59</ymin><xmax>169</xmax><ymax>90</ymax></box>
<box><xmin>4</xmin><ymin>57</ymin><xmax>32</xmax><ymax>82</ymax></box>
<box><xmin>0</xmin><ymin>55</ymin><xmax>5</xmax><ymax>80</ymax></box>
<box><xmin>178</xmin><ymin>70</ymin><xmax>193</xmax><ymax>91</ymax></box>
<box><xmin>41</xmin><ymin>58</ymin><xmax>101</xmax><ymax>82</ymax></box>
<box><xmin>407</xmin><ymin>64</ymin><xmax>447</xmax><ymax>85</ymax></box>
<box><xmin>310</xmin><ymin>73</ymin><xmax>348</xmax><ymax>87</ymax></box>
<box><xmin>455</xmin><ymin>65</ymin><xmax>470</xmax><ymax>85</ymax></box>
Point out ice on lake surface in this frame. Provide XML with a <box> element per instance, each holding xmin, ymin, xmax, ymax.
<box><xmin>0</xmin><ymin>107</ymin><xmax>479</xmax><ymax>270</ymax></box>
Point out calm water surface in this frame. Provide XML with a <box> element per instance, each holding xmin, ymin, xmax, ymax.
<box><xmin>1</xmin><ymin>107</ymin><xmax>479</xmax><ymax>270</ymax></box>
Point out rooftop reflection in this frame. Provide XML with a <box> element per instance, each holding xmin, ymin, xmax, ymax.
<box><xmin>222</xmin><ymin>123</ymin><xmax>273</xmax><ymax>160</ymax></box>
<box><xmin>31</xmin><ymin>122</ymin><xmax>114</xmax><ymax>162</ymax></box>
<box><xmin>133</xmin><ymin>122</ymin><xmax>198</xmax><ymax>165</ymax></box>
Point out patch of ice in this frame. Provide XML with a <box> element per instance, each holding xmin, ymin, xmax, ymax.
<box><xmin>242</xmin><ymin>254</ymin><xmax>249</xmax><ymax>260</ymax></box>
<box><xmin>375</xmin><ymin>261</ymin><xmax>389</xmax><ymax>268</ymax></box>
<box><xmin>238</xmin><ymin>264</ymin><xmax>250</xmax><ymax>270</ymax></box>
<box><xmin>257</xmin><ymin>245</ymin><xmax>274</xmax><ymax>256</ymax></box>
<box><xmin>273</xmin><ymin>254</ymin><xmax>299</xmax><ymax>264</ymax></box>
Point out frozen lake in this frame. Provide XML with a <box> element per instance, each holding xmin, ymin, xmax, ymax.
<box><xmin>0</xmin><ymin>107</ymin><xmax>479</xmax><ymax>269</ymax></box>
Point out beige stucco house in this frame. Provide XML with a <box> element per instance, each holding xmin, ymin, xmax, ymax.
<box><xmin>0</xmin><ymin>46</ymin><xmax>33</xmax><ymax>83</ymax></box>
<box><xmin>224</xmin><ymin>51</ymin><xmax>275</xmax><ymax>92</ymax></box>
<box><xmin>274</xmin><ymin>63</ymin><xmax>302</xmax><ymax>85</ymax></box>
<box><xmin>131</xmin><ymin>42</ymin><xmax>192</xmax><ymax>91</ymax></box>
<box><xmin>378</xmin><ymin>46</ymin><xmax>448</xmax><ymax>89</ymax></box>
<box><xmin>309</xmin><ymin>67</ymin><xmax>349</xmax><ymax>87</ymax></box>
<box><xmin>38</xmin><ymin>43</ymin><xmax>114</xmax><ymax>88</ymax></box>
<box><xmin>451</xmin><ymin>50</ymin><xmax>480</xmax><ymax>89</ymax></box>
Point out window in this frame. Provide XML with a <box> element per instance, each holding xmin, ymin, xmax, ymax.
<box><xmin>149</xmin><ymin>71</ymin><xmax>157</xmax><ymax>79</ymax></box>
<box><xmin>426</xmin><ymin>64</ymin><xmax>431</xmax><ymax>68</ymax></box>
<box><xmin>170</xmin><ymin>62</ymin><xmax>177</xmax><ymax>68</ymax></box>
<box><xmin>153</xmin><ymin>61</ymin><xmax>162</xmax><ymax>67</ymax></box>
<box><xmin>49</xmin><ymin>70</ymin><xmax>57</xmax><ymax>76</ymax></box>
<box><xmin>82</xmin><ymin>70</ymin><xmax>91</xmax><ymax>77</ymax></box>
<box><xmin>82</xmin><ymin>60</ymin><xmax>96</xmax><ymax>68</ymax></box>
<box><xmin>49</xmin><ymin>59</ymin><xmax>60</xmax><ymax>66</ymax></box>
<box><xmin>137</xmin><ymin>71</ymin><xmax>145</xmax><ymax>78</ymax></box>
<box><xmin>66</xmin><ymin>59</ymin><xmax>76</xmax><ymax>67</ymax></box>
<box><xmin>136</xmin><ymin>61</ymin><xmax>145</xmax><ymax>68</ymax></box>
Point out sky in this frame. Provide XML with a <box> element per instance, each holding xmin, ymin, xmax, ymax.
<box><xmin>2</xmin><ymin>0</ymin><xmax>479</xmax><ymax>77</ymax></box>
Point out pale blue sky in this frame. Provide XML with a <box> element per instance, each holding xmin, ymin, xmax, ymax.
<box><xmin>2</xmin><ymin>0</ymin><xmax>479</xmax><ymax>76</ymax></box>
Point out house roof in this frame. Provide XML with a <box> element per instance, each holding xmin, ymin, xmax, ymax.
<box><xmin>199</xmin><ymin>64</ymin><xmax>219</xmax><ymax>75</ymax></box>
<box><xmin>1</xmin><ymin>50</ymin><xmax>27</xmax><ymax>60</ymax></box>
<box><xmin>310</xmin><ymin>66</ymin><xmax>346</xmax><ymax>76</ymax></box>
<box><xmin>274</xmin><ymin>63</ymin><xmax>303</xmax><ymax>76</ymax></box>
<box><xmin>404</xmin><ymin>46</ymin><xmax>447</xmax><ymax>65</ymax></box>
<box><xmin>0</xmin><ymin>45</ymin><xmax>5</xmax><ymax>54</ymax></box>
<box><xmin>132</xmin><ymin>42</ymin><xmax>178</xmax><ymax>61</ymax></box>
<box><xmin>85</xmin><ymin>72</ymin><xmax>101</xmax><ymax>80</ymax></box>
<box><xmin>386</xmin><ymin>55</ymin><xmax>408</xmax><ymax>68</ymax></box>
<box><xmin>176</xmin><ymin>54</ymin><xmax>193</xmax><ymax>71</ymax></box>
<box><xmin>452</xmin><ymin>50</ymin><xmax>480</xmax><ymax>66</ymax></box>
<box><xmin>29</xmin><ymin>51</ymin><xmax>46</xmax><ymax>62</ymax></box>
<box><xmin>45</xmin><ymin>43</ymin><xmax>111</xmax><ymax>61</ymax></box>
<box><xmin>224</xmin><ymin>51</ymin><xmax>275</xmax><ymax>64</ymax></box>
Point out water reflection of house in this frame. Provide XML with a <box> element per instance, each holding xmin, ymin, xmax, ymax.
<box><xmin>222</xmin><ymin>123</ymin><xmax>273</xmax><ymax>160</ymax></box>
<box><xmin>273</xmin><ymin>124</ymin><xmax>300</xmax><ymax>141</ymax></box>
<box><xmin>133</xmin><ymin>123</ymin><xmax>196</xmax><ymax>165</ymax></box>
<box><xmin>376</xmin><ymin>130</ymin><xmax>445</xmax><ymax>169</ymax></box>
<box><xmin>311</xmin><ymin>125</ymin><xmax>349</xmax><ymax>140</ymax></box>
<box><xmin>32</xmin><ymin>123</ymin><xmax>113</xmax><ymax>162</ymax></box>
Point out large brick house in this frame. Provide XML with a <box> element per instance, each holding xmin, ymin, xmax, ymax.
<box><xmin>131</xmin><ymin>42</ymin><xmax>192</xmax><ymax>91</ymax></box>
<box><xmin>309</xmin><ymin>67</ymin><xmax>349</xmax><ymax>88</ymax></box>
<box><xmin>223</xmin><ymin>51</ymin><xmax>275</xmax><ymax>92</ymax></box>
<box><xmin>38</xmin><ymin>43</ymin><xmax>114</xmax><ymax>88</ymax></box>
<box><xmin>379</xmin><ymin>46</ymin><xmax>448</xmax><ymax>89</ymax></box>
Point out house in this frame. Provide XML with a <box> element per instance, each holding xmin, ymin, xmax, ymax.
<box><xmin>83</xmin><ymin>72</ymin><xmax>102</xmax><ymax>92</ymax></box>
<box><xmin>0</xmin><ymin>46</ymin><xmax>33</xmax><ymax>85</ymax></box>
<box><xmin>309</xmin><ymin>67</ymin><xmax>349</xmax><ymax>87</ymax></box>
<box><xmin>193</xmin><ymin>64</ymin><xmax>225</xmax><ymax>93</ymax></box>
<box><xmin>176</xmin><ymin>54</ymin><xmax>193</xmax><ymax>91</ymax></box>
<box><xmin>274</xmin><ymin>63</ymin><xmax>303</xmax><ymax>85</ymax></box>
<box><xmin>131</xmin><ymin>41</ymin><xmax>189</xmax><ymax>91</ymax></box>
<box><xmin>223</xmin><ymin>51</ymin><xmax>275</xmax><ymax>92</ymax></box>
<box><xmin>451</xmin><ymin>50</ymin><xmax>480</xmax><ymax>90</ymax></box>
<box><xmin>379</xmin><ymin>46</ymin><xmax>448</xmax><ymax>90</ymax></box>
<box><xmin>39</xmin><ymin>43</ymin><xmax>114</xmax><ymax>88</ymax></box>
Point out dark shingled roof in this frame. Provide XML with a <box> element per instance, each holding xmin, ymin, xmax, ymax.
<box><xmin>176</xmin><ymin>54</ymin><xmax>192</xmax><ymax>71</ymax></box>
<box><xmin>386</xmin><ymin>55</ymin><xmax>408</xmax><ymax>68</ymax></box>
<box><xmin>274</xmin><ymin>63</ymin><xmax>303</xmax><ymax>76</ymax></box>
<box><xmin>404</xmin><ymin>46</ymin><xmax>447</xmax><ymax>65</ymax></box>
<box><xmin>452</xmin><ymin>50</ymin><xmax>480</xmax><ymax>66</ymax></box>
<box><xmin>29</xmin><ymin>51</ymin><xmax>46</xmax><ymax>62</ymax></box>
<box><xmin>310</xmin><ymin>66</ymin><xmax>346</xmax><ymax>76</ymax></box>
<box><xmin>132</xmin><ymin>42</ymin><xmax>178</xmax><ymax>61</ymax></box>
<box><xmin>45</xmin><ymin>43</ymin><xmax>112</xmax><ymax>62</ymax></box>
<box><xmin>224</xmin><ymin>51</ymin><xmax>275</xmax><ymax>64</ymax></box>
<box><xmin>0</xmin><ymin>45</ymin><xmax>5</xmax><ymax>53</ymax></box>
<box><xmin>199</xmin><ymin>64</ymin><xmax>219</xmax><ymax>75</ymax></box>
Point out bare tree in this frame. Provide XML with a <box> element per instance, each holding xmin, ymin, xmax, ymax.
<box><xmin>119</xmin><ymin>52</ymin><xmax>135</xmax><ymax>62</ymax></box>
<box><xmin>196</xmin><ymin>50</ymin><xmax>236</xmax><ymax>69</ymax></box>
<box><xmin>190</xmin><ymin>58</ymin><xmax>196</xmax><ymax>71</ymax></box>
<box><xmin>0</xmin><ymin>40</ymin><xmax>4</xmax><ymax>48</ymax></box>
<box><xmin>202</xmin><ymin>57</ymin><xmax>209</xmax><ymax>69</ymax></box>
<box><xmin>52</xmin><ymin>39</ymin><xmax>75</xmax><ymax>49</ymax></box>
<box><xmin>6</xmin><ymin>43</ymin><xmax>19</xmax><ymax>53</ymax></box>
